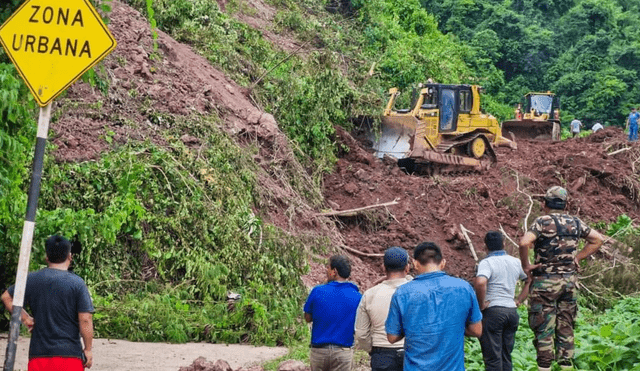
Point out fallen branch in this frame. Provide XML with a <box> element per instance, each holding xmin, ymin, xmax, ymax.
<box><xmin>316</xmin><ymin>199</ymin><xmax>399</xmax><ymax>217</ymax></box>
<box><xmin>250</xmin><ymin>41</ymin><xmax>311</xmax><ymax>91</ymax></box>
<box><xmin>499</xmin><ymin>224</ymin><xmax>519</xmax><ymax>248</ymax></box>
<box><xmin>341</xmin><ymin>244</ymin><xmax>384</xmax><ymax>258</ymax></box>
<box><xmin>460</xmin><ymin>224</ymin><xmax>478</xmax><ymax>262</ymax></box>
<box><xmin>514</xmin><ymin>171</ymin><xmax>534</xmax><ymax>233</ymax></box>
<box><xmin>607</xmin><ymin>147</ymin><xmax>631</xmax><ymax>156</ymax></box>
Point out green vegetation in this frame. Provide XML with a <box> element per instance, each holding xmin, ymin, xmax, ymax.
<box><xmin>419</xmin><ymin>0</ymin><xmax>640</xmax><ymax>127</ymax></box>
<box><xmin>3</xmin><ymin>113</ymin><xmax>312</xmax><ymax>344</ymax></box>
<box><xmin>464</xmin><ymin>297</ymin><xmax>640</xmax><ymax>371</ymax></box>
<box><xmin>2</xmin><ymin>0</ymin><xmax>640</xmax><ymax>355</ymax></box>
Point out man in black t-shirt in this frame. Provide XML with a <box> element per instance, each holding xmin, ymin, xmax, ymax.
<box><xmin>1</xmin><ymin>235</ymin><xmax>94</xmax><ymax>370</ymax></box>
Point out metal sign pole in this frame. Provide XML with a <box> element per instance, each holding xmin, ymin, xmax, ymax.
<box><xmin>3</xmin><ymin>102</ymin><xmax>52</xmax><ymax>371</ymax></box>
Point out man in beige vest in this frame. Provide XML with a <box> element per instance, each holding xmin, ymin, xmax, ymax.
<box><xmin>355</xmin><ymin>247</ymin><xmax>411</xmax><ymax>371</ymax></box>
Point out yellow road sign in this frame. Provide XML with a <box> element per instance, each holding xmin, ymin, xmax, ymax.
<box><xmin>0</xmin><ymin>0</ymin><xmax>117</xmax><ymax>106</ymax></box>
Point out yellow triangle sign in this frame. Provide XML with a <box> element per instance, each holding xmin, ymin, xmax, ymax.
<box><xmin>0</xmin><ymin>0</ymin><xmax>117</xmax><ymax>106</ymax></box>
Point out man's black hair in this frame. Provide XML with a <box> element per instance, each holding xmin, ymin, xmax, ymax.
<box><xmin>45</xmin><ymin>235</ymin><xmax>72</xmax><ymax>264</ymax></box>
<box><xmin>413</xmin><ymin>242</ymin><xmax>443</xmax><ymax>266</ymax></box>
<box><xmin>484</xmin><ymin>231</ymin><xmax>504</xmax><ymax>251</ymax></box>
<box><xmin>329</xmin><ymin>255</ymin><xmax>351</xmax><ymax>279</ymax></box>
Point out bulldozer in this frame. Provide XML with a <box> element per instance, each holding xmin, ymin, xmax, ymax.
<box><xmin>368</xmin><ymin>83</ymin><xmax>516</xmax><ymax>175</ymax></box>
<box><xmin>502</xmin><ymin>92</ymin><xmax>561</xmax><ymax>141</ymax></box>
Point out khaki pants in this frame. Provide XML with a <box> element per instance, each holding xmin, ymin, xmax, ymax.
<box><xmin>310</xmin><ymin>347</ymin><xmax>354</xmax><ymax>371</ymax></box>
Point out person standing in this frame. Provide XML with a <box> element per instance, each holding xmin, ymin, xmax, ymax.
<box><xmin>1</xmin><ymin>235</ymin><xmax>95</xmax><ymax>370</ymax></box>
<box><xmin>304</xmin><ymin>255</ymin><xmax>362</xmax><ymax>371</ymax></box>
<box><xmin>474</xmin><ymin>231</ymin><xmax>531</xmax><ymax>371</ymax></box>
<box><xmin>626</xmin><ymin>107</ymin><xmax>640</xmax><ymax>141</ymax></box>
<box><xmin>570</xmin><ymin>119</ymin><xmax>582</xmax><ymax>138</ymax></box>
<box><xmin>519</xmin><ymin>186</ymin><xmax>604</xmax><ymax>371</ymax></box>
<box><xmin>355</xmin><ymin>247</ymin><xmax>412</xmax><ymax>371</ymax></box>
<box><xmin>386</xmin><ymin>242</ymin><xmax>482</xmax><ymax>371</ymax></box>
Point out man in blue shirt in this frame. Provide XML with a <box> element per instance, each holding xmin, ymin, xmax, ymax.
<box><xmin>304</xmin><ymin>255</ymin><xmax>362</xmax><ymax>371</ymax></box>
<box><xmin>386</xmin><ymin>242</ymin><xmax>483</xmax><ymax>371</ymax></box>
<box><xmin>627</xmin><ymin>107</ymin><xmax>639</xmax><ymax>141</ymax></box>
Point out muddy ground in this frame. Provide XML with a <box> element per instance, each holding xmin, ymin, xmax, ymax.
<box><xmin>315</xmin><ymin>126</ymin><xmax>640</xmax><ymax>290</ymax></box>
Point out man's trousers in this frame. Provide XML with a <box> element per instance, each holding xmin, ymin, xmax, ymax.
<box><xmin>528</xmin><ymin>276</ymin><xmax>578</xmax><ymax>368</ymax></box>
<box><xmin>479</xmin><ymin>306</ymin><xmax>519</xmax><ymax>371</ymax></box>
<box><xmin>370</xmin><ymin>347</ymin><xmax>404</xmax><ymax>371</ymax></box>
<box><xmin>310</xmin><ymin>346</ymin><xmax>353</xmax><ymax>371</ymax></box>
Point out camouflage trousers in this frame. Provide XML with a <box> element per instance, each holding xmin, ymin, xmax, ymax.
<box><xmin>528</xmin><ymin>275</ymin><xmax>578</xmax><ymax>368</ymax></box>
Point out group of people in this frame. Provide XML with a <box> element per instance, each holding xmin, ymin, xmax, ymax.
<box><xmin>570</xmin><ymin>107</ymin><xmax>640</xmax><ymax>141</ymax></box>
<box><xmin>0</xmin><ymin>186</ymin><xmax>606</xmax><ymax>371</ymax></box>
<box><xmin>304</xmin><ymin>186</ymin><xmax>604</xmax><ymax>371</ymax></box>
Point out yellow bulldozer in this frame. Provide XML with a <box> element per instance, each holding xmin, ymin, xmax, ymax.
<box><xmin>501</xmin><ymin>92</ymin><xmax>561</xmax><ymax>141</ymax></box>
<box><xmin>369</xmin><ymin>83</ymin><xmax>516</xmax><ymax>175</ymax></box>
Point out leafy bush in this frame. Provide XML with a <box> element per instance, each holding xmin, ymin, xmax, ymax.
<box><xmin>2</xmin><ymin>114</ymin><xmax>312</xmax><ymax>344</ymax></box>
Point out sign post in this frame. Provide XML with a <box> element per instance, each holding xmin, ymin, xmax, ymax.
<box><xmin>0</xmin><ymin>1</ymin><xmax>116</xmax><ymax>369</ymax></box>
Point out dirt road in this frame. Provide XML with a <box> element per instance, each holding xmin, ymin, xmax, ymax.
<box><xmin>0</xmin><ymin>334</ymin><xmax>288</xmax><ymax>371</ymax></box>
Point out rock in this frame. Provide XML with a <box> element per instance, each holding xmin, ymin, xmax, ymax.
<box><xmin>277</xmin><ymin>360</ymin><xmax>309</xmax><ymax>371</ymax></box>
<box><xmin>344</xmin><ymin>182</ymin><xmax>359</xmax><ymax>195</ymax></box>
<box><xmin>354</xmin><ymin>168</ymin><xmax>372</xmax><ymax>181</ymax></box>
<box><xmin>181</xmin><ymin>134</ymin><xmax>200</xmax><ymax>145</ymax></box>
<box><xmin>235</xmin><ymin>366</ymin><xmax>264</xmax><ymax>371</ymax></box>
<box><xmin>327</xmin><ymin>200</ymin><xmax>341</xmax><ymax>210</ymax></box>
<box><xmin>178</xmin><ymin>358</ymin><xmax>232</xmax><ymax>371</ymax></box>
<box><xmin>213</xmin><ymin>359</ymin><xmax>233</xmax><ymax>371</ymax></box>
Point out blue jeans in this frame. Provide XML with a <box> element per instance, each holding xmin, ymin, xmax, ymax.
<box><xmin>479</xmin><ymin>306</ymin><xmax>519</xmax><ymax>371</ymax></box>
<box><xmin>629</xmin><ymin>124</ymin><xmax>638</xmax><ymax>141</ymax></box>
<box><xmin>370</xmin><ymin>347</ymin><xmax>404</xmax><ymax>371</ymax></box>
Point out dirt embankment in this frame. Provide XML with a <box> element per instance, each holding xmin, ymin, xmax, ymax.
<box><xmin>319</xmin><ymin>127</ymin><xmax>640</xmax><ymax>289</ymax></box>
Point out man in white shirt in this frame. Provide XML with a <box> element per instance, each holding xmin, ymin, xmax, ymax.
<box><xmin>591</xmin><ymin>122</ymin><xmax>603</xmax><ymax>133</ymax></box>
<box><xmin>570</xmin><ymin>119</ymin><xmax>582</xmax><ymax>138</ymax></box>
<box><xmin>355</xmin><ymin>247</ymin><xmax>411</xmax><ymax>371</ymax></box>
<box><xmin>474</xmin><ymin>232</ymin><xmax>530</xmax><ymax>371</ymax></box>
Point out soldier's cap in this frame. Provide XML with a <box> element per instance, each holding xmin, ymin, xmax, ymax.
<box><xmin>384</xmin><ymin>246</ymin><xmax>409</xmax><ymax>270</ymax></box>
<box><xmin>544</xmin><ymin>186</ymin><xmax>568</xmax><ymax>202</ymax></box>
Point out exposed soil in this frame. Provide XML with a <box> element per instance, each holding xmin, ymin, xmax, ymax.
<box><xmin>319</xmin><ymin>126</ymin><xmax>640</xmax><ymax>290</ymax></box>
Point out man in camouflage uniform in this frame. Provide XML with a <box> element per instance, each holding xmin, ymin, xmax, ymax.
<box><xmin>519</xmin><ymin>186</ymin><xmax>603</xmax><ymax>371</ymax></box>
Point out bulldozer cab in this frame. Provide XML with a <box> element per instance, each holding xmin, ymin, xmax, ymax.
<box><xmin>524</xmin><ymin>92</ymin><xmax>560</xmax><ymax>120</ymax></box>
<box><xmin>503</xmin><ymin>91</ymin><xmax>561</xmax><ymax>141</ymax></box>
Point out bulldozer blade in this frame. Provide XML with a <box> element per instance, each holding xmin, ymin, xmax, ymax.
<box><xmin>367</xmin><ymin>116</ymin><xmax>418</xmax><ymax>159</ymax></box>
<box><xmin>502</xmin><ymin>119</ymin><xmax>559</xmax><ymax>141</ymax></box>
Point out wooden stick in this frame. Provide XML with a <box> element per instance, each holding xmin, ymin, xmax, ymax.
<box><xmin>608</xmin><ymin>147</ymin><xmax>631</xmax><ymax>156</ymax></box>
<box><xmin>316</xmin><ymin>199</ymin><xmax>399</xmax><ymax>217</ymax></box>
<box><xmin>514</xmin><ymin>172</ymin><xmax>534</xmax><ymax>233</ymax></box>
<box><xmin>460</xmin><ymin>224</ymin><xmax>478</xmax><ymax>262</ymax></box>
<box><xmin>249</xmin><ymin>41</ymin><xmax>311</xmax><ymax>91</ymax></box>
<box><xmin>341</xmin><ymin>244</ymin><xmax>384</xmax><ymax>258</ymax></box>
<box><xmin>499</xmin><ymin>224</ymin><xmax>519</xmax><ymax>248</ymax></box>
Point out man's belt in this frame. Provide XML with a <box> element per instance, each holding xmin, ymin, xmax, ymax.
<box><xmin>311</xmin><ymin>343</ymin><xmax>350</xmax><ymax>349</ymax></box>
<box><xmin>533</xmin><ymin>272</ymin><xmax>575</xmax><ymax>278</ymax></box>
<box><xmin>371</xmin><ymin>346</ymin><xmax>404</xmax><ymax>353</ymax></box>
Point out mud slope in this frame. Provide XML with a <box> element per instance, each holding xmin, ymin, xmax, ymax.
<box><xmin>323</xmin><ymin>127</ymin><xmax>640</xmax><ymax>287</ymax></box>
<box><xmin>46</xmin><ymin>1</ymin><xmax>638</xmax><ymax>291</ymax></box>
<box><xmin>50</xmin><ymin>0</ymin><xmax>342</xmax><ymax>247</ymax></box>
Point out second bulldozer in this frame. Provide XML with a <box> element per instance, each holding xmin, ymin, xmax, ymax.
<box><xmin>502</xmin><ymin>92</ymin><xmax>561</xmax><ymax>141</ymax></box>
<box><xmin>369</xmin><ymin>83</ymin><xmax>516</xmax><ymax>175</ymax></box>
